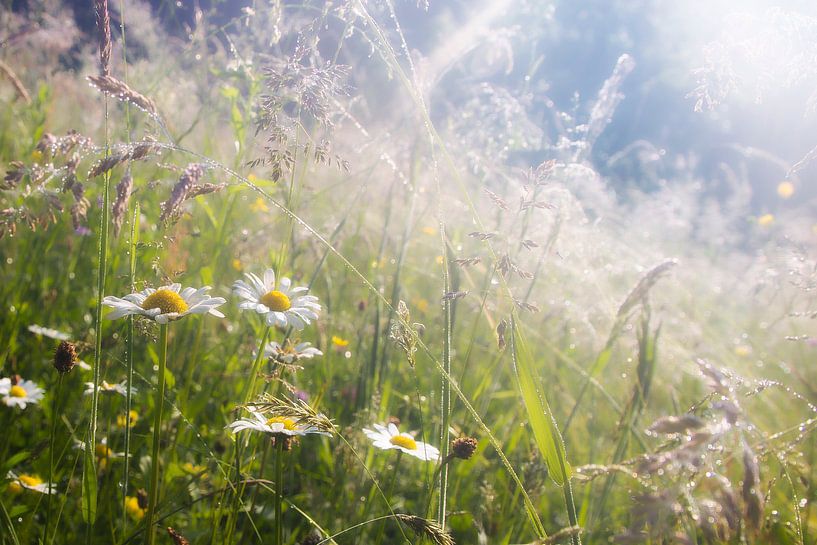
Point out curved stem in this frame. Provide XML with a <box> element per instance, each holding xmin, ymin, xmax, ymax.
<box><xmin>144</xmin><ymin>324</ymin><xmax>169</xmax><ymax>545</ymax></box>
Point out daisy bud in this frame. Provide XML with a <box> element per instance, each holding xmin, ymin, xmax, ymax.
<box><xmin>450</xmin><ymin>436</ymin><xmax>478</xmax><ymax>460</ymax></box>
<box><xmin>387</xmin><ymin>415</ymin><xmax>401</xmax><ymax>426</ymax></box>
<box><xmin>54</xmin><ymin>341</ymin><xmax>78</xmax><ymax>374</ymax></box>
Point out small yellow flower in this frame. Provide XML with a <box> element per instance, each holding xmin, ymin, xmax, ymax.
<box><xmin>777</xmin><ymin>181</ymin><xmax>795</xmax><ymax>199</ymax></box>
<box><xmin>232</xmin><ymin>258</ymin><xmax>243</xmax><ymax>272</ymax></box>
<box><xmin>413</xmin><ymin>298</ymin><xmax>429</xmax><ymax>313</ymax></box>
<box><xmin>181</xmin><ymin>462</ymin><xmax>208</xmax><ymax>479</ymax></box>
<box><xmin>247</xmin><ymin>174</ymin><xmax>259</xmax><ymax>183</ymax></box>
<box><xmin>30</xmin><ymin>149</ymin><xmax>43</xmax><ymax>163</ymax></box>
<box><xmin>125</xmin><ymin>496</ymin><xmax>147</xmax><ymax>521</ymax></box>
<box><xmin>250</xmin><ymin>197</ymin><xmax>269</xmax><ymax>213</ymax></box>
<box><xmin>435</xmin><ymin>255</ymin><xmax>444</xmax><ymax>265</ymax></box>
<box><xmin>421</xmin><ymin>226</ymin><xmax>436</xmax><ymax>236</ymax></box>
<box><xmin>734</xmin><ymin>345</ymin><xmax>752</xmax><ymax>358</ymax></box>
<box><xmin>117</xmin><ymin>410</ymin><xmax>139</xmax><ymax>428</ymax></box>
<box><xmin>332</xmin><ymin>335</ymin><xmax>350</xmax><ymax>348</ymax></box>
<box><xmin>757</xmin><ymin>214</ymin><xmax>774</xmax><ymax>227</ymax></box>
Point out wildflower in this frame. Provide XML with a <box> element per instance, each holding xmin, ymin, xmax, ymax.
<box><xmin>103</xmin><ymin>283</ymin><xmax>226</xmax><ymax>323</ymax></box>
<box><xmin>227</xmin><ymin>408</ymin><xmax>330</xmax><ymax>437</ymax></box>
<box><xmin>757</xmin><ymin>214</ymin><xmax>774</xmax><ymax>227</ymax></box>
<box><xmin>181</xmin><ymin>462</ymin><xmax>208</xmax><ymax>478</ymax></box>
<box><xmin>233</xmin><ymin>269</ymin><xmax>320</xmax><ymax>330</ymax></box>
<box><xmin>249</xmin><ymin>197</ymin><xmax>269</xmax><ymax>213</ymax></box>
<box><xmin>331</xmin><ymin>335</ymin><xmax>349</xmax><ymax>348</ymax></box>
<box><xmin>54</xmin><ymin>340</ymin><xmax>78</xmax><ymax>374</ymax></box>
<box><xmin>264</xmin><ymin>340</ymin><xmax>323</xmax><ymax>364</ymax></box>
<box><xmin>450</xmin><ymin>436</ymin><xmax>478</xmax><ymax>460</ymax></box>
<box><xmin>0</xmin><ymin>377</ymin><xmax>44</xmax><ymax>409</ymax></box>
<box><xmin>421</xmin><ymin>226</ymin><xmax>436</xmax><ymax>236</ymax></box>
<box><xmin>84</xmin><ymin>380</ymin><xmax>133</xmax><ymax>397</ymax></box>
<box><xmin>777</xmin><ymin>181</ymin><xmax>795</xmax><ymax>199</ymax></box>
<box><xmin>363</xmin><ymin>422</ymin><xmax>440</xmax><ymax>461</ymax></box>
<box><xmin>125</xmin><ymin>495</ymin><xmax>147</xmax><ymax>520</ymax></box>
<box><xmin>232</xmin><ymin>258</ymin><xmax>243</xmax><ymax>271</ymax></box>
<box><xmin>117</xmin><ymin>409</ymin><xmax>139</xmax><ymax>428</ymax></box>
<box><xmin>7</xmin><ymin>471</ymin><xmax>56</xmax><ymax>495</ymax></box>
<box><xmin>27</xmin><ymin>324</ymin><xmax>71</xmax><ymax>340</ymax></box>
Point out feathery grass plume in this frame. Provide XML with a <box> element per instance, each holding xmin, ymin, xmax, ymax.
<box><xmin>166</xmin><ymin>527</ymin><xmax>190</xmax><ymax>545</ymax></box>
<box><xmin>0</xmin><ymin>59</ymin><xmax>31</xmax><ymax>104</ymax></box>
<box><xmin>53</xmin><ymin>341</ymin><xmax>78</xmax><ymax>374</ymax></box>
<box><xmin>617</xmin><ymin>259</ymin><xmax>677</xmax><ymax>318</ymax></box>
<box><xmin>395</xmin><ymin>514</ymin><xmax>454</xmax><ymax>545</ymax></box>
<box><xmin>70</xmin><ymin>181</ymin><xmax>89</xmax><ymax>230</ymax></box>
<box><xmin>389</xmin><ymin>300</ymin><xmax>420</xmax><ymax>368</ymax></box>
<box><xmin>87</xmin><ymin>75</ymin><xmax>158</xmax><ymax>117</ymax></box>
<box><xmin>496</xmin><ymin>319</ymin><xmax>507</xmax><ymax>350</ymax></box>
<box><xmin>94</xmin><ymin>0</ymin><xmax>111</xmax><ymax>76</ymax></box>
<box><xmin>185</xmin><ymin>182</ymin><xmax>227</xmax><ymax>200</ymax></box>
<box><xmin>111</xmin><ymin>172</ymin><xmax>132</xmax><ymax>236</ymax></box>
<box><xmin>646</xmin><ymin>415</ymin><xmax>704</xmax><ymax>436</ymax></box>
<box><xmin>159</xmin><ymin>164</ymin><xmax>203</xmax><ymax>223</ymax></box>
<box><xmin>249</xmin><ymin>393</ymin><xmax>336</xmax><ymax>435</ymax></box>
<box><xmin>89</xmin><ymin>141</ymin><xmax>161</xmax><ymax>178</ymax></box>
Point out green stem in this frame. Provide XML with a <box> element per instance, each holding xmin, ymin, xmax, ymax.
<box><xmin>244</xmin><ymin>326</ymin><xmax>271</xmax><ymax>405</ymax></box>
<box><xmin>144</xmin><ymin>324</ymin><xmax>169</xmax><ymax>545</ymax></box>
<box><xmin>274</xmin><ymin>437</ymin><xmax>284</xmax><ymax>545</ymax></box>
<box><xmin>123</xmin><ymin>203</ymin><xmax>139</xmax><ymax>532</ymax></box>
<box><xmin>45</xmin><ymin>374</ymin><xmax>63</xmax><ymax>545</ymax></box>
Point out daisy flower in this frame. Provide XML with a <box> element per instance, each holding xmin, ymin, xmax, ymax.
<box><xmin>226</xmin><ymin>408</ymin><xmax>330</xmax><ymax>437</ymax></box>
<box><xmin>84</xmin><ymin>380</ymin><xmax>134</xmax><ymax>397</ymax></box>
<box><xmin>103</xmin><ymin>283</ymin><xmax>226</xmax><ymax>324</ymax></box>
<box><xmin>233</xmin><ymin>269</ymin><xmax>320</xmax><ymax>330</ymax></box>
<box><xmin>0</xmin><ymin>377</ymin><xmax>44</xmax><ymax>409</ymax></box>
<box><xmin>263</xmin><ymin>340</ymin><xmax>323</xmax><ymax>364</ymax></box>
<box><xmin>117</xmin><ymin>409</ymin><xmax>139</xmax><ymax>429</ymax></box>
<box><xmin>7</xmin><ymin>471</ymin><xmax>56</xmax><ymax>494</ymax></box>
<box><xmin>363</xmin><ymin>422</ymin><xmax>440</xmax><ymax>462</ymax></box>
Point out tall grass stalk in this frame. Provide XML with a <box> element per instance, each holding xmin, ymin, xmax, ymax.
<box><xmin>45</xmin><ymin>374</ymin><xmax>63</xmax><ymax>545</ymax></box>
<box><xmin>274</xmin><ymin>438</ymin><xmax>284</xmax><ymax>545</ymax></box>
<box><xmin>144</xmin><ymin>323</ymin><xmax>169</xmax><ymax>545</ymax></box>
<box><xmin>122</xmin><ymin>203</ymin><xmax>139</xmax><ymax>532</ymax></box>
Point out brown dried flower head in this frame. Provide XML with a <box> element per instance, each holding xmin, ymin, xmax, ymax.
<box><xmin>450</xmin><ymin>436</ymin><xmax>478</xmax><ymax>460</ymax></box>
<box><xmin>53</xmin><ymin>341</ymin><xmax>78</xmax><ymax>374</ymax></box>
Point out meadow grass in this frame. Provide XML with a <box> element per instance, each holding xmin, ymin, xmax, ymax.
<box><xmin>1</xmin><ymin>1</ymin><xmax>816</xmax><ymax>545</ymax></box>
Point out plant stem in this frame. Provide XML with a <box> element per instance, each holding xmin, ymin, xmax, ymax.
<box><xmin>244</xmin><ymin>325</ymin><xmax>271</xmax><ymax>404</ymax></box>
<box><xmin>45</xmin><ymin>374</ymin><xmax>63</xmax><ymax>545</ymax></box>
<box><xmin>274</xmin><ymin>437</ymin><xmax>284</xmax><ymax>545</ymax></box>
<box><xmin>145</xmin><ymin>323</ymin><xmax>169</xmax><ymax>545</ymax></box>
<box><xmin>122</xmin><ymin>203</ymin><xmax>139</xmax><ymax>532</ymax></box>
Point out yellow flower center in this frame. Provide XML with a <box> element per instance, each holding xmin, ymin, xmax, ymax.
<box><xmin>141</xmin><ymin>289</ymin><xmax>189</xmax><ymax>314</ymax></box>
<box><xmin>18</xmin><ymin>474</ymin><xmax>43</xmax><ymax>487</ymax></box>
<box><xmin>8</xmin><ymin>482</ymin><xmax>23</xmax><ymax>494</ymax></box>
<box><xmin>9</xmin><ymin>385</ymin><xmax>26</xmax><ymax>398</ymax></box>
<box><xmin>266</xmin><ymin>416</ymin><xmax>297</xmax><ymax>430</ymax></box>
<box><xmin>260</xmin><ymin>290</ymin><xmax>291</xmax><ymax>312</ymax></box>
<box><xmin>390</xmin><ymin>435</ymin><xmax>417</xmax><ymax>450</ymax></box>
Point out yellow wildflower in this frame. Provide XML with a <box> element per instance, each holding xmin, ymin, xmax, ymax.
<box><xmin>757</xmin><ymin>214</ymin><xmax>774</xmax><ymax>227</ymax></box>
<box><xmin>125</xmin><ymin>496</ymin><xmax>146</xmax><ymax>520</ymax></box>
<box><xmin>250</xmin><ymin>197</ymin><xmax>269</xmax><ymax>213</ymax></box>
<box><xmin>117</xmin><ymin>410</ymin><xmax>139</xmax><ymax>428</ymax></box>
<box><xmin>777</xmin><ymin>181</ymin><xmax>795</xmax><ymax>199</ymax></box>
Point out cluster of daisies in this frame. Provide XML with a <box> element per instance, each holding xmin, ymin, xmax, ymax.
<box><xmin>103</xmin><ymin>268</ymin><xmax>443</xmax><ymax>461</ymax></box>
<box><xmin>5</xmin><ymin>268</ymin><xmax>446</xmax><ymax>497</ymax></box>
